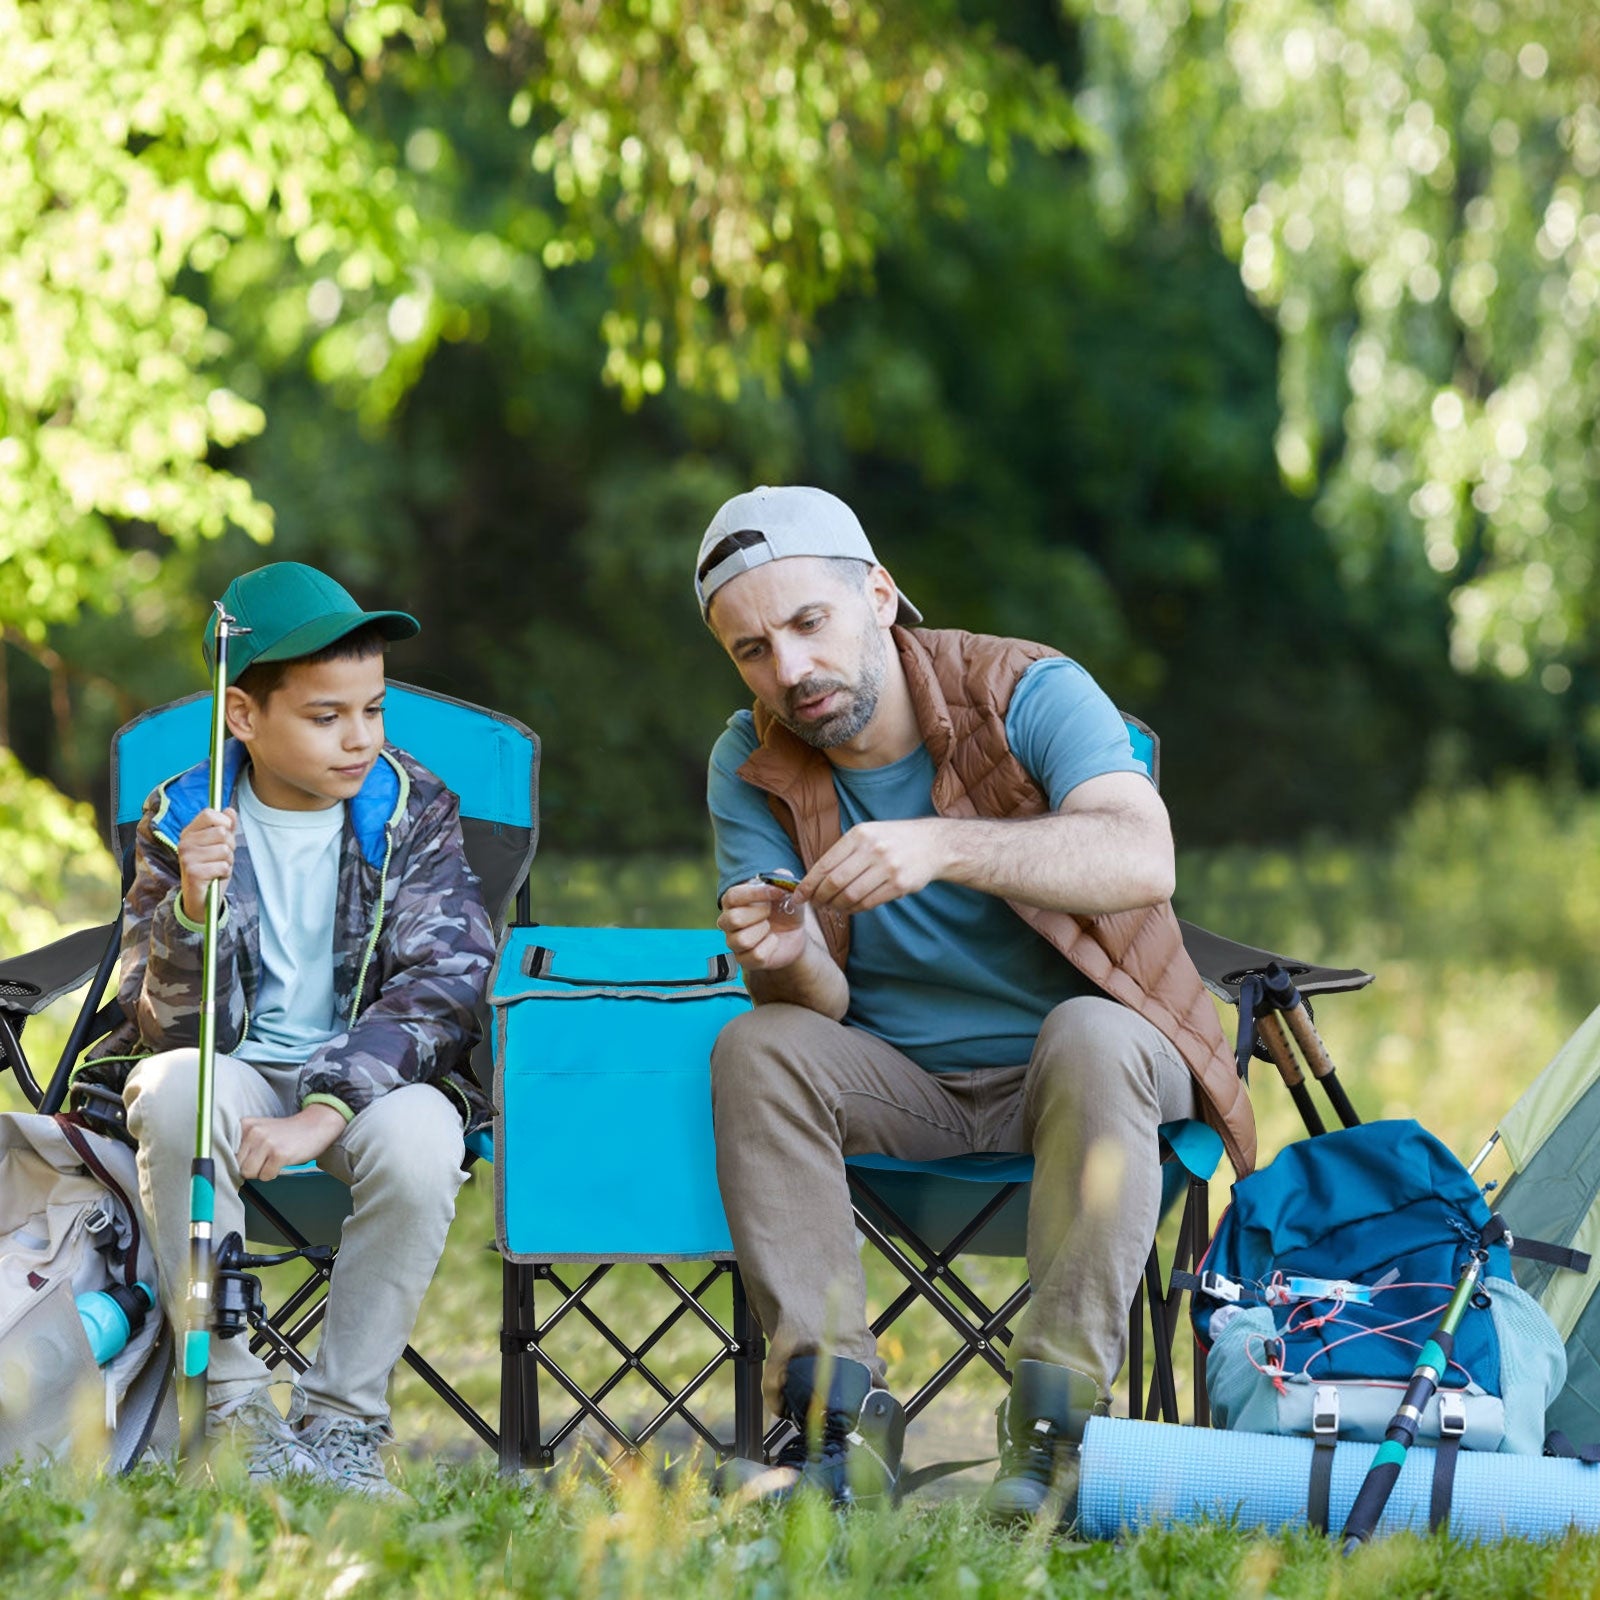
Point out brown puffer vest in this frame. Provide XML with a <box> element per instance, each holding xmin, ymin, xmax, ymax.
<box><xmin>734</xmin><ymin>625</ymin><xmax>1256</xmax><ymax>1176</ymax></box>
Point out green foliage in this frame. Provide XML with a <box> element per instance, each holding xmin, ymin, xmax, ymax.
<box><xmin>1</xmin><ymin>0</ymin><xmax>1071</xmax><ymax>646</ymax></box>
<box><xmin>0</xmin><ymin>747</ymin><xmax>115</xmax><ymax>963</ymax></box>
<box><xmin>492</xmin><ymin>0</ymin><xmax>1080</xmax><ymax>403</ymax></box>
<box><xmin>1071</xmin><ymin>0</ymin><xmax>1600</xmax><ymax>694</ymax></box>
<box><xmin>0</xmin><ymin>0</ymin><xmax>427</xmax><ymax>640</ymax></box>
<box><xmin>0</xmin><ymin>750</ymin><xmax>117</xmax><ymax>1103</ymax></box>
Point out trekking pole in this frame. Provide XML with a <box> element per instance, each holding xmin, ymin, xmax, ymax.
<box><xmin>179</xmin><ymin>602</ymin><xmax>244</xmax><ymax>1467</ymax></box>
<box><xmin>1339</xmin><ymin>1246</ymin><xmax>1486</xmax><ymax>1551</ymax></box>
<box><xmin>1252</xmin><ymin>1009</ymin><xmax>1327</xmax><ymax>1138</ymax></box>
<box><xmin>1264</xmin><ymin>964</ymin><xmax>1361</xmax><ymax>1129</ymax></box>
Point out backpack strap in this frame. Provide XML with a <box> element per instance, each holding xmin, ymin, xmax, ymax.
<box><xmin>1232</xmin><ymin>974</ymin><xmax>1264</xmax><ymax>1080</ymax></box>
<box><xmin>1306</xmin><ymin>1385</ymin><xmax>1339</xmax><ymax>1535</ymax></box>
<box><xmin>1481</xmin><ymin>1211</ymin><xmax>1591</xmax><ymax>1276</ymax></box>
<box><xmin>56</xmin><ymin>1116</ymin><xmax>142</xmax><ymax>1289</ymax></box>
<box><xmin>1510</xmin><ymin>1236</ymin><xmax>1592</xmax><ymax>1274</ymax></box>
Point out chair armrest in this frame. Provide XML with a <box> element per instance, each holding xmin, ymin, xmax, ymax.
<box><xmin>0</xmin><ymin>922</ymin><xmax>118</xmax><ymax>1017</ymax></box>
<box><xmin>1178</xmin><ymin>919</ymin><xmax>1373</xmax><ymax>1006</ymax></box>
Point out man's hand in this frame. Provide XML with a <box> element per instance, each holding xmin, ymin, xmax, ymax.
<box><xmin>799</xmin><ymin>819</ymin><xmax>948</xmax><ymax>916</ymax></box>
<box><xmin>237</xmin><ymin>1104</ymin><xmax>348</xmax><ymax>1182</ymax></box>
<box><xmin>717</xmin><ymin>877</ymin><xmax>810</xmax><ymax>973</ymax></box>
<box><xmin>178</xmin><ymin>806</ymin><xmax>238</xmax><ymax>923</ymax></box>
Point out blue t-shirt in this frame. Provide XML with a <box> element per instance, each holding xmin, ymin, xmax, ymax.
<box><xmin>232</xmin><ymin>771</ymin><xmax>344</xmax><ymax>1067</ymax></box>
<box><xmin>707</xmin><ymin>656</ymin><xmax>1151</xmax><ymax>1071</ymax></box>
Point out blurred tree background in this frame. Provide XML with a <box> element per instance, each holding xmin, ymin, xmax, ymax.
<box><xmin>4</xmin><ymin>0</ymin><xmax>1600</xmax><ymax>908</ymax></box>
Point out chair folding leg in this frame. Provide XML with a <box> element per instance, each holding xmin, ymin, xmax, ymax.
<box><xmin>1136</xmin><ymin>1177</ymin><xmax>1212</xmax><ymax>1425</ymax></box>
<box><xmin>500</xmin><ymin>1260</ymin><xmax>545</xmax><ymax>1471</ymax></box>
<box><xmin>1126</xmin><ymin>1285</ymin><xmax>1143</xmax><ymax>1420</ymax></box>
<box><xmin>730</xmin><ymin>1268</ymin><xmax>766</xmax><ymax>1461</ymax></box>
<box><xmin>1143</xmin><ymin>1250</ymin><xmax>1181</xmax><ymax>1422</ymax></box>
<box><xmin>1189</xmin><ymin>1181</ymin><xmax>1210</xmax><ymax>1426</ymax></box>
<box><xmin>846</xmin><ymin>1175</ymin><xmax>1030</xmax><ymax>1424</ymax></box>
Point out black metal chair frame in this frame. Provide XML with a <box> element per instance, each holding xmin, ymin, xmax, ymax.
<box><xmin>498</xmin><ymin>1257</ymin><xmax>766</xmax><ymax>1470</ymax></box>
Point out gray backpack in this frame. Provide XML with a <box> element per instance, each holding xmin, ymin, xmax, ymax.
<box><xmin>0</xmin><ymin>1112</ymin><xmax>176</xmax><ymax>1471</ymax></box>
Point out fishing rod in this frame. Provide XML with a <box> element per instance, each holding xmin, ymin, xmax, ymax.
<box><xmin>179</xmin><ymin>601</ymin><xmax>245</xmax><ymax>1466</ymax></box>
<box><xmin>1339</xmin><ymin>1245</ymin><xmax>1487</xmax><ymax>1551</ymax></box>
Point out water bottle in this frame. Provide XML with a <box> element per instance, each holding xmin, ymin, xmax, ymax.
<box><xmin>76</xmin><ymin>1281</ymin><xmax>156</xmax><ymax>1365</ymax></box>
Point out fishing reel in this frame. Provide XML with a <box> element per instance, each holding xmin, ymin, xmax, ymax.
<box><xmin>212</xmin><ymin>1231</ymin><xmax>335</xmax><ymax>1340</ymax></box>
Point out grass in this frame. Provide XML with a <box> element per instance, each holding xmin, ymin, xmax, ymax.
<box><xmin>5</xmin><ymin>1457</ymin><xmax>1600</xmax><ymax>1598</ymax></box>
<box><xmin>8</xmin><ymin>777</ymin><xmax>1600</xmax><ymax>1588</ymax></box>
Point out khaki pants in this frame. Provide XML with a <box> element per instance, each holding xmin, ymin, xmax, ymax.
<box><xmin>710</xmin><ymin>996</ymin><xmax>1197</xmax><ymax>1412</ymax></box>
<box><xmin>124</xmin><ymin>1049</ymin><xmax>467</xmax><ymax>1425</ymax></box>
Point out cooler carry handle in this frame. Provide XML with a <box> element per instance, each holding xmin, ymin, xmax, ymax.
<box><xmin>521</xmin><ymin>945</ymin><xmax>738</xmax><ymax>986</ymax></box>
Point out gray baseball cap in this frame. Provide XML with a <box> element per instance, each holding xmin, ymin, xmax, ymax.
<box><xmin>693</xmin><ymin>486</ymin><xmax>923</xmax><ymax>625</ymax></box>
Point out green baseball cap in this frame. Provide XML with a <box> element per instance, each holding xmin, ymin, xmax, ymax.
<box><xmin>202</xmin><ymin>562</ymin><xmax>419</xmax><ymax>685</ymax></box>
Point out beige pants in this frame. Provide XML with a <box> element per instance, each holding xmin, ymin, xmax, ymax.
<box><xmin>124</xmin><ymin>1049</ymin><xmax>467</xmax><ymax>1425</ymax></box>
<box><xmin>710</xmin><ymin>996</ymin><xmax>1197</xmax><ymax>1412</ymax></box>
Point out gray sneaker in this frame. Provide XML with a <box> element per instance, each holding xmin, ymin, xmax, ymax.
<box><xmin>298</xmin><ymin>1414</ymin><xmax>408</xmax><ymax>1501</ymax></box>
<box><xmin>207</xmin><ymin>1389</ymin><xmax>321</xmax><ymax>1482</ymax></box>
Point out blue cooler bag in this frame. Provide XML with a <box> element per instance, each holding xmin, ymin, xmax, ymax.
<box><xmin>490</xmin><ymin>925</ymin><xmax>750</xmax><ymax>1262</ymax></box>
<box><xmin>1192</xmin><ymin>1120</ymin><xmax>1566</xmax><ymax>1456</ymax></box>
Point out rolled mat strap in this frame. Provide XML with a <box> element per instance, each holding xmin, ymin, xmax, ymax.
<box><xmin>1307</xmin><ymin>1438</ymin><xmax>1336</xmax><ymax>1535</ymax></box>
<box><xmin>1429</xmin><ymin>1433</ymin><xmax>1461</xmax><ymax>1534</ymax></box>
<box><xmin>1078</xmin><ymin>1417</ymin><xmax>1600</xmax><ymax>1543</ymax></box>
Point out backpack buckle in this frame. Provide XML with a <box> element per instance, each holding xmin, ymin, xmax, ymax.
<box><xmin>1199</xmin><ymin>1271</ymin><xmax>1242</xmax><ymax>1303</ymax></box>
<box><xmin>1312</xmin><ymin>1385</ymin><xmax>1340</xmax><ymax>1437</ymax></box>
<box><xmin>1438</xmin><ymin>1391</ymin><xmax>1467</xmax><ymax>1439</ymax></box>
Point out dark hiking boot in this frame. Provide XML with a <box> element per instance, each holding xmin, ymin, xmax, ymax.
<box><xmin>979</xmin><ymin>1359</ymin><xmax>1103</xmax><ymax>1528</ymax></box>
<box><xmin>723</xmin><ymin>1355</ymin><xmax>905</xmax><ymax>1507</ymax></box>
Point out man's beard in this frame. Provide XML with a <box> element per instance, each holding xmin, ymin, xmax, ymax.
<box><xmin>771</xmin><ymin>624</ymin><xmax>887</xmax><ymax>749</ymax></box>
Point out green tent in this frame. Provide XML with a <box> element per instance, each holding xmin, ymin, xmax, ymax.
<box><xmin>1496</xmin><ymin>1004</ymin><xmax>1600</xmax><ymax>1441</ymax></box>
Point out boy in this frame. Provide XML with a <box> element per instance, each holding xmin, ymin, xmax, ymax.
<box><xmin>78</xmin><ymin>562</ymin><xmax>495</xmax><ymax>1494</ymax></box>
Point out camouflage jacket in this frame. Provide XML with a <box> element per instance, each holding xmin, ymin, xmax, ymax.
<box><xmin>81</xmin><ymin>740</ymin><xmax>495</xmax><ymax>1131</ymax></box>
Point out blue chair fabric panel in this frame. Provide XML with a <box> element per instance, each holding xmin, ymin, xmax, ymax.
<box><xmin>115</xmin><ymin>694</ymin><xmax>213</xmax><ymax>829</ymax></box>
<box><xmin>112</xmin><ymin>682</ymin><xmax>536</xmax><ymax>832</ymax></box>
<box><xmin>492</xmin><ymin>926</ymin><xmax>748</xmax><ymax>1262</ymax></box>
<box><xmin>1123</xmin><ymin>716</ymin><xmax>1157</xmax><ymax>785</ymax></box>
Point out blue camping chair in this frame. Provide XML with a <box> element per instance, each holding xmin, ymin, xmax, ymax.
<box><xmin>0</xmin><ymin>682</ymin><xmax>538</xmax><ymax>1454</ymax></box>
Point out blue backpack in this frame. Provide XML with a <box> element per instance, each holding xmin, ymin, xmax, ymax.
<box><xmin>1190</xmin><ymin>1120</ymin><xmax>1567</xmax><ymax>1457</ymax></box>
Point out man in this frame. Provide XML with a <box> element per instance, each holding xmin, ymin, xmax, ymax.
<box><xmin>697</xmin><ymin>486</ymin><xmax>1253</xmax><ymax>1522</ymax></box>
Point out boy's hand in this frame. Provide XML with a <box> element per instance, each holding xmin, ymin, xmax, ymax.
<box><xmin>237</xmin><ymin>1105</ymin><xmax>347</xmax><ymax>1182</ymax></box>
<box><xmin>718</xmin><ymin>876</ymin><xmax>810</xmax><ymax>973</ymax></box>
<box><xmin>178</xmin><ymin>806</ymin><xmax>238</xmax><ymax>924</ymax></box>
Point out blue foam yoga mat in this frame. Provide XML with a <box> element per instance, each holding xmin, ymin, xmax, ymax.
<box><xmin>1078</xmin><ymin>1417</ymin><xmax>1600</xmax><ymax>1542</ymax></box>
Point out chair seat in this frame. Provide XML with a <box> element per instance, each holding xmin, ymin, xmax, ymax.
<box><xmin>844</xmin><ymin>1118</ymin><xmax>1222</xmax><ymax>1187</ymax></box>
<box><xmin>242</xmin><ymin>1164</ymin><xmax>353</xmax><ymax>1249</ymax></box>
<box><xmin>847</xmin><ymin>1151</ymin><xmax>1036</xmax><ymax>1184</ymax></box>
<box><xmin>843</xmin><ymin>1119</ymin><xmax>1223</xmax><ymax>1259</ymax></box>
<box><xmin>244</xmin><ymin>1131</ymin><xmax>498</xmax><ymax>1251</ymax></box>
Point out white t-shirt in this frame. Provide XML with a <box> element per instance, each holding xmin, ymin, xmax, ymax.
<box><xmin>233</xmin><ymin>770</ymin><xmax>344</xmax><ymax>1066</ymax></box>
